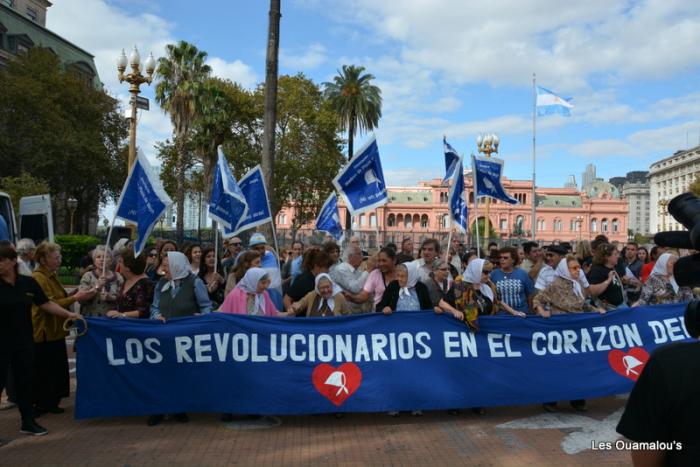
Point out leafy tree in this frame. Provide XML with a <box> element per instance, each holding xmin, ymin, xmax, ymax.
<box><xmin>155</xmin><ymin>41</ymin><xmax>212</xmax><ymax>243</ymax></box>
<box><xmin>323</xmin><ymin>64</ymin><xmax>382</xmax><ymax>160</ymax></box>
<box><xmin>0</xmin><ymin>48</ymin><xmax>128</xmax><ymax>234</ymax></box>
<box><xmin>0</xmin><ymin>172</ymin><xmax>51</xmax><ymax>217</ymax></box>
<box><xmin>690</xmin><ymin>174</ymin><xmax>700</xmax><ymax>197</ymax></box>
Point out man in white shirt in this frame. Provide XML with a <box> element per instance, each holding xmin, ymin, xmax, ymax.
<box><xmin>411</xmin><ymin>238</ymin><xmax>440</xmax><ymax>284</ymax></box>
<box><xmin>535</xmin><ymin>244</ymin><xmax>590</xmax><ymax>291</ymax></box>
<box><xmin>331</xmin><ymin>246</ymin><xmax>369</xmax><ymax>313</ymax></box>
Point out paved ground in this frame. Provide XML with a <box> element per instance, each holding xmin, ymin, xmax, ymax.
<box><xmin>0</xmin><ymin>341</ymin><xmax>633</xmax><ymax>466</ymax></box>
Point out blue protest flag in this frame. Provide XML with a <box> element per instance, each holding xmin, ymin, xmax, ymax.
<box><xmin>230</xmin><ymin>165</ymin><xmax>272</xmax><ymax>237</ymax></box>
<box><xmin>332</xmin><ymin>136</ymin><xmax>388</xmax><ymax>216</ymax></box>
<box><xmin>208</xmin><ymin>146</ymin><xmax>248</xmax><ymax>231</ymax></box>
<box><xmin>114</xmin><ymin>150</ymin><xmax>172</xmax><ymax>257</ymax></box>
<box><xmin>448</xmin><ymin>158</ymin><xmax>468</xmax><ymax>232</ymax></box>
<box><xmin>536</xmin><ymin>85</ymin><xmax>574</xmax><ymax>117</ymax></box>
<box><xmin>442</xmin><ymin>136</ymin><xmax>460</xmax><ymax>186</ymax></box>
<box><xmin>472</xmin><ymin>155</ymin><xmax>518</xmax><ymax>205</ymax></box>
<box><xmin>75</xmin><ymin>304</ymin><xmax>689</xmax><ymax>419</ymax></box>
<box><xmin>315</xmin><ymin>193</ymin><xmax>344</xmax><ymax>241</ymax></box>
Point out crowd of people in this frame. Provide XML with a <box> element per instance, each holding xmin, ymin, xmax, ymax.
<box><xmin>1</xmin><ymin>232</ymin><xmax>697</xmax><ymax>434</ymax></box>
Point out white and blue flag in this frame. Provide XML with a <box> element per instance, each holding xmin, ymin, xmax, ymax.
<box><xmin>332</xmin><ymin>136</ymin><xmax>388</xmax><ymax>216</ymax></box>
<box><xmin>208</xmin><ymin>146</ymin><xmax>248</xmax><ymax>231</ymax></box>
<box><xmin>114</xmin><ymin>149</ymin><xmax>172</xmax><ymax>257</ymax></box>
<box><xmin>448</xmin><ymin>158</ymin><xmax>468</xmax><ymax>232</ymax></box>
<box><xmin>472</xmin><ymin>155</ymin><xmax>518</xmax><ymax>205</ymax></box>
<box><xmin>227</xmin><ymin>165</ymin><xmax>272</xmax><ymax>237</ymax></box>
<box><xmin>442</xmin><ymin>136</ymin><xmax>461</xmax><ymax>186</ymax></box>
<box><xmin>315</xmin><ymin>193</ymin><xmax>344</xmax><ymax>241</ymax></box>
<box><xmin>536</xmin><ymin>86</ymin><xmax>573</xmax><ymax>117</ymax></box>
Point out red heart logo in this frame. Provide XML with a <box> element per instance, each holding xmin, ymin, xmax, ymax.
<box><xmin>312</xmin><ymin>363</ymin><xmax>362</xmax><ymax>407</ymax></box>
<box><xmin>608</xmin><ymin>347</ymin><xmax>650</xmax><ymax>381</ymax></box>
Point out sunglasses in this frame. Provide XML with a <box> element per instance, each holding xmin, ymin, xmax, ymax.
<box><xmin>148</xmin><ymin>253</ymin><xmax>157</xmax><ymax>257</ymax></box>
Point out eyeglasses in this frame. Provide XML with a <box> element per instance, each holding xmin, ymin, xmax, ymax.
<box><xmin>148</xmin><ymin>253</ymin><xmax>157</xmax><ymax>257</ymax></box>
<box><xmin>231</xmin><ymin>243</ymin><xmax>242</xmax><ymax>247</ymax></box>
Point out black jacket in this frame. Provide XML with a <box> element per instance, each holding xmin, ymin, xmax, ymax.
<box><xmin>375</xmin><ymin>280</ymin><xmax>433</xmax><ymax>312</ymax></box>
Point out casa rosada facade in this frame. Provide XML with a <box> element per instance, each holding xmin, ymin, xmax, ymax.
<box><xmin>275</xmin><ymin>172</ymin><xmax>629</xmax><ymax>244</ymax></box>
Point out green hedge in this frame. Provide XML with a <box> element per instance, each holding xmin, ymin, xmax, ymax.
<box><xmin>54</xmin><ymin>234</ymin><xmax>101</xmax><ymax>269</ymax></box>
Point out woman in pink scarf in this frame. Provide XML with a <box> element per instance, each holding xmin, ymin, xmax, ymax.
<box><xmin>220</xmin><ymin>268</ymin><xmax>292</xmax><ymax>316</ymax></box>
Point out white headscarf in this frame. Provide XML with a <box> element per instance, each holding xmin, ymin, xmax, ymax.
<box><xmin>161</xmin><ymin>251</ymin><xmax>192</xmax><ymax>292</ymax></box>
<box><xmin>398</xmin><ymin>261</ymin><xmax>421</xmax><ymax>298</ymax></box>
<box><xmin>554</xmin><ymin>258</ymin><xmax>584</xmax><ymax>299</ymax></box>
<box><xmin>651</xmin><ymin>253</ymin><xmax>679</xmax><ymax>293</ymax></box>
<box><xmin>462</xmin><ymin>258</ymin><xmax>494</xmax><ymax>301</ymax></box>
<box><xmin>237</xmin><ymin>267</ymin><xmax>269</xmax><ymax>315</ymax></box>
<box><xmin>314</xmin><ymin>273</ymin><xmax>342</xmax><ymax>311</ymax></box>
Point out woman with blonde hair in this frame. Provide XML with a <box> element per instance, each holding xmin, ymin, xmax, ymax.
<box><xmin>78</xmin><ymin>246</ymin><xmax>124</xmax><ymax>316</ymax></box>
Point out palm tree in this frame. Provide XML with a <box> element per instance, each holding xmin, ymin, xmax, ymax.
<box><xmin>323</xmin><ymin>65</ymin><xmax>382</xmax><ymax>160</ymax></box>
<box><xmin>155</xmin><ymin>40</ymin><xmax>211</xmax><ymax>244</ymax></box>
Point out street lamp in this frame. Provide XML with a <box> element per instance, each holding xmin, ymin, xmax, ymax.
<box><xmin>658</xmin><ymin>199</ymin><xmax>669</xmax><ymax>231</ymax></box>
<box><xmin>476</xmin><ymin>133</ymin><xmax>499</xmax><ymax>252</ymax></box>
<box><xmin>67</xmin><ymin>197</ymin><xmax>78</xmax><ymax>234</ymax></box>
<box><xmin>117</xmin><ymin>46</ymin><xmax>156</xmax><ymax>171</ymax></box>
<box><xmin>576</xmin><ymin>216</ymin><xmax>584</xmax><ymax>244</ymax></box>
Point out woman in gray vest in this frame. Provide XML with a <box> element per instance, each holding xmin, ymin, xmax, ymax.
<box><xmin>150</xmin><ymin>251</ymin><xmax>212</xmax><ymax>322</ymax></box>
<box><xmin>147</xmin><ymin>251</ymin><xmax>211</xmax><ymax>427</ymax></box>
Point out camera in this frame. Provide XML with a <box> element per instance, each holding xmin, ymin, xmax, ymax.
<box><xmin>653</xmin><ymin>192</ymin><xmax>700</xmax><ymax>288</ymax></box>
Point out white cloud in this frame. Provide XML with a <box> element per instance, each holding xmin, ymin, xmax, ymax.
<box><xmin>384</xmin><ymin>168</ymin><xmax>435</xmax><ymax>186</ymax></box>
<box><xmin>207</xmin><ymin>57</ymin><xmax>258</xmax><ymax>89</ymax></box>
<box><xmin>280</xmin><ymin>43</ymin><xmax>327</xmax><ymax>70</ymax></box>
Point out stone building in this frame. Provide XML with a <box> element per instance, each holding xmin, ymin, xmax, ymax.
<box><xmin>649</xmin><ymin>146</ymin><xmax>700</xmax><ymax>233</ymax></box>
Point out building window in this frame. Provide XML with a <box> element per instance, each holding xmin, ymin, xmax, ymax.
<box><xmin>439</xmin><ymin>192</ymin><xmax>448</xmax><ymax>203</ymax></box>
<box><xmin>370</xmin><ymin>213</ymin><xmax>377</xmax><ymax>227</ymax></box>
<box><xmin>602</xmin><ymin>218</ymin><xmax>608</xmax><ymax>232</ymax></box>
<box><xmin>360</xmin><ymin>214</ymin><xmax>366</xmax><ymax>227</ymax></box>
<box><xmin>420</xmin><ymin>214</ymin><xmax>428</xmax><ymax>228</ymax></box>
<box><xmin>591</xmin><ymin>218</ymin><xmax>597</xmax><ymax>232</ymax></box>
<box><xmin>612</xmin><ymin>219</ymin><xmax>619</xmax><ymax>233</ymax></box>
<box><xmin>500</xmin><ymin>219</ymin><xmax>507</xmax><ymax>231</ymax></box>
<box><xmin>569</xmin><ymin>219</ymin><xmax>575</xmax><ymax>231</ymax></box>
<box><xmin>387</xmin><ymin>214</ymin><xmax>395</xmax><ymax>227</ymax></box>
<box><xmin>26</xmin><ymin>7</ymin><xmax>37</xmax><ymax>21</ymax></box>
<box><xmin>404</xmin><ymin>214</ymin><xmax>412</xmax><ymax>228</ymax></box>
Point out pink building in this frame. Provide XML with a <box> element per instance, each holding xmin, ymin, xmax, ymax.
<box><xmin>275</xmin><ymin>172</ymin><xmax>629</xmax><ymax>245</ymax></box>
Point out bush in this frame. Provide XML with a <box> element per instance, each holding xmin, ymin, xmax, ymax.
<box><xmin>54</xmin><ymin>234</ymin><xmax>101</xmax><ymax>269</ymax></box>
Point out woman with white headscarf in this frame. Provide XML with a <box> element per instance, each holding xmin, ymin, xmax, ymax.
<box><xmin>534</xmin><ymin>255</ymin><xmax>605</xmax><ymax>317</ymax></box>
<box><xmin>288</xmin><ymin>273</ymin><xmax>350</xmax><ymax>317</ymax></box>
<box><xmin>377</xmin><ymin>262</ymin><xmax>432</xmax><ymax>314</ymax></box>
<box><xmin>150</xmin><ymin>251</ymin><xmax>212</xmax><ymax>322</ymax></box>
<box><xmin>220</xmin><ymin>267</ymin><xmax>293</xmax><ymax>316</ymax></box>
<box><xmin>633</xmin><ymin>252</ymin><xmax>693</xmax><ymax>306</ymax></box>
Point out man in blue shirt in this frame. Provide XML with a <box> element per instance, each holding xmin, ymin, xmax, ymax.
<box><xmin>490</xmin><ymin>246</ymin><xmax>534</xmax><ymax>314</ymax></box>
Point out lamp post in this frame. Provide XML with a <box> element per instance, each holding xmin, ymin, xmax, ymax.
<box><xmin>476</xmin><ymin>133</ymin><xmax>499</xmax><ymax>252</ymax></box>
<box><xmin>576</xmin><ymin>216</ymin><xmax>583</xmax><ymax>244</ymax></box>
<box><xmin>67</xmin><ymin>197</ymin><xmax>78</xmax><ymax>234</ymax></box>
<box><xmin>658</xmin><ymin>199</ymin><xmax>669</xmax><ymax>231</ymax></box>
<box><xmin>117</xmin><ymin>46</ymin><xmax>156</xmax><ymax>171</ymax></box>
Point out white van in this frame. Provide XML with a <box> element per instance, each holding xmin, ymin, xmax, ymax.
<box><xmin>0</xmin><ymin>192</ymin><xmax>54</xmax><ymax>245</ymax></box>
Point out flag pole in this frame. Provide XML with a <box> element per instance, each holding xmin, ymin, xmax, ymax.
<box><xmin>531</xmin><ymin>72</ymin><xmax>537</xmax><ymax>241</ymax></box>
<box><xmin>471</xmin><ymin>155</ymin><xmax>481</xmax><ymax>258</ymax></box>
<box><xmin>444</xmin><ymin>226</ymin><xmax>453</xmax><ymax>264</ymax></box>
<box><xmin>213</xmin><ymin>221</ymin><xmax>219</xmax><ymax>275</ymax></box>
<box><xmin>102</xmin><ymin>212</ymin><xmax>118</xmax><ymax>279</ymax></box>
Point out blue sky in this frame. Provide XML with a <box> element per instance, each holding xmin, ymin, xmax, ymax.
<box><xmin>49</xmin><ymin>0</ymin><xmax>700</xmax><ymax>201</ymax></box>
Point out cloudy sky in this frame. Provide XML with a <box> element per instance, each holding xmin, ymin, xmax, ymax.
<box><xmin>48</xmin><ymin>0</ymin><xmax>700</xmax><ymax>193</ymax></box>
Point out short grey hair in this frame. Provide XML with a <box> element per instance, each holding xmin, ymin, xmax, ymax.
<box><xmin>344</xmin><ymin>245</ymin><xmax>363</xmax><ymax>261</ymax></box>
<box><xmin>91</xmin><ymin>245</ymin><xmax>113</xmax><ymax>260</ymax></box>
<box><xmin>16</xmin><ymin>238</ymin><xmax>35</xmax><ymax>255</ymax></box>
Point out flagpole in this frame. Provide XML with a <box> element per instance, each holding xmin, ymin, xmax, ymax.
<box><xmin>444</xmin><ymin>227</ymin><xmax>453</xmax><ymax>264</ymax></box>
<box><xmin>213</xmin><ymin>221</ymin><xmax>219</xmax><ymax>275</ymax></box>
<box><xmin>531</xmin><ymin>72</ymin><xmax>537</xmax><ymax>241</ymax></box>
<box><xmin>102</xmin><ymin>212</ymin><xmax>117</xmax><ymax>279</ymax></box>
<box><xmin>471</xmin><ymin>155</ymin><xmax>481</xmax><ymax>258</ymax></box>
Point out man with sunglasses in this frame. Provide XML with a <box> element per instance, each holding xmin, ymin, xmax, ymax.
<box><xmin>221</xmin><ymin>237</ymin><xmax>243</xmax><ymax>276</ymax></box>
<box><xmin>490</xmin><ymin>246</ymin><xmax>534</xmax><ymax>314</ymax></box>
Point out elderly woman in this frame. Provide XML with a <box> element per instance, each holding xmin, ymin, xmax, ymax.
<box><xmin>424</xmin><ymin>259</ymin><xmax>462</xmax><ymax>318</ymax></box>
<box><xmin>377</xmin><ymin>262</ymin><xmax>432</xmax><ymax>314</ymax></box>
<box><xmin>31</xmin><ymin>242</ymin><xmax>95</xmax><ymax>416</ymax></box>
<box><xmin>198</xmin><ymin>246</ymin><xmax>225</xmax><ymax>309</ymax></box>
<box><xmin>633</xmin><ymin>253</ymin><xmax>693</xmax><ymax>306</ymax></box>
<box><xmin>150</xmin><ymin>251</ymin><xmax>212</xmax><ymax>322</ymax></box>
<box><xmin>220</xmin><ymin>268</ymin><xmax>293</xmax><ymax>316</ymax></box>
<box><xmin>147</xmin><ymin>251</ymin><xmax>210</xmax><ymax>427</ymax></box>
<box><xmin>79</xmin><ymin>246</ymin><xmax>124</xmax><ymax>317</ymax></box>
<box><xmin>224</xmin><ymin>250</ymin><xmax>262</xmax><ymax>296</ymax></box>
<box><xmin>535</xmin><ymin>255</ymin><xmax>605</xmax><ymax>414</ymax></box>
<box><xmin>16</xmin><ymin>238</ymin><xmax>36</xmax><ymax>276</ymax></box>
<box><xmin>535</xmin><ymin>256</ymin><xmax>604</xmax><ymax>317</ymax></box>
<box><xmin>283</xmin><ymin>249</ymin><xmax>334</xmax><ymax>311</ymax></box>
<box><xmin>105</xmin><ymin>246</ymin><xmax>155</xmax><ymax>319</ymax></box>
<box><xmin>289</xmin><ymin>273</ymin><xmax>350</xmax><ymax>317</ymax></box>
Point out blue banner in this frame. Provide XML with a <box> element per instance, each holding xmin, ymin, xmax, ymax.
<box><xmin>208</xmin><ymin>147</ymin><xmax>248</xmax><ymax>231</ymax></box>
<box><xmin>315</xmin><ymin>193</ymin><xmax>344</xmax><ymax>241</ymax></box>
<box><xmin>74</xmin><ymin>304</ymin><xmax>692</xmax><ymax>419</ymax></box>
<box><xmin>442</xmin><ymin>137</ymin><xmax>460</xmax><ymax>186</ymax></box>
<box><xmin>114</xmin><ymin>149</ymin><xmax>172</xmax><ymax>257</ymax></box>
<box><xmin>332</xmin><ymin>136</ymin><xmax>388</xmax><ymax>216</ymax></box>
<box><xmin>228</xmin><ymin>165</ymin><xmax>272</xmax><ymax>237</ymax></box>
<box><xmin>472</xmin><ymin>155</ymin><xmax>518</xmax><ymax>205</ymax></box>
<box><xmin>448</xmin><ymin>158</ymin><xmax>468</xmax><ymax>232</ymax></box>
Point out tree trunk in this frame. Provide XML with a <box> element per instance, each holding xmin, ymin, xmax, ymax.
<box><xmin>261</xmin><ymin>0</ymin><xmax>281</xmax><ymax>243</ymax></box>
<box><xmin>176</xmin><ymin>136</ymin><xmax>186</xmax><ymax>245</ymax></box>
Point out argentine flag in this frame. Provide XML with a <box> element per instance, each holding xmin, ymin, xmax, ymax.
<box><xmin>536</xmin><ymin>86</ymin><xmax>573</xmax><ymax>117</ymax></box>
